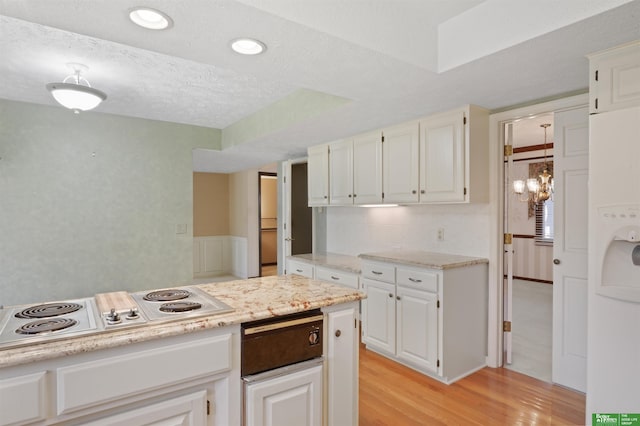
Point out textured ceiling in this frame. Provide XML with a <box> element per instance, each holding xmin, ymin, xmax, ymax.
<box><xmin>1</xmin><ymin>0</ymin><xmax>639</xmax><ymax>172</ymax></box>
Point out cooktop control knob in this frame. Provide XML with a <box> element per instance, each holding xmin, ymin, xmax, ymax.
<box><xmin>106</xmin><ymin>308</ymin><xmax>122</xmax><ymax>324</ymax></box>
<box><xmin>126</xmin><ymin>308</ymin><xmax>139</xmax><ymax>320</ymax></box>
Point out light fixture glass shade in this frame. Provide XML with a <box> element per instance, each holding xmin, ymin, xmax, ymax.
<box><xmin>527</xmin><ymin>178</ymin><xmax>539</xmax><ymax>192</ymax></box>
<box><xmin>513</xmin><ymin>180</ymin><xmax>525</xmax><ymax>194</ymax></box>
<box><xmin>46</xmin><ymin>83</ymin><xmax>107</xmax><ymax>113</ymax></box>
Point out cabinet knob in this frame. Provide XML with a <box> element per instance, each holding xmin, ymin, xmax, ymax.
<box><xmin>553</xmin><ymin>258</ymin><xmax>561</xmax><ymax>265</ymax></box>
<box><xmin>324</xmin><ymin>195</ymin><xmax>328</xmax><ymax>199</ymax></box>
<box><xmin>348</xmin><ymin>194</ymin><xmax>352</xmax><ymax>198</ymax></box>
<box><xmin>335</xmin><ymin>329</ymin><xmax>342</xmax><ymax>338</ymax></box>
<box><xmin>353</xmin><ymin>194</ymin><xmax>357</xmax><ymax>198</ymax></box>
<box><xmin>412</xmin><ymin>190</ymin><xmax>417</xmax><ymax>194</ymax></box>
<box><xmin>421</xmin><ymin>190</ymin><xmax>425</xmax><ymax>194</ymax></box>
<box><xmin>388</xmin><ymin>293</ymin><xmax>393</xmax><ymax>298</ymax></box>
<box><xmin>396</xmin><ymin>296</ymin><xmax>401</xmax><ymax>301</ymax></box>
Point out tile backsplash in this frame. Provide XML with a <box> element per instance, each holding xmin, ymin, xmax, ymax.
<box><xmin>325</xmin><ymin>203</ymin><xmax>490</xmax><ymax>258</ymax></box>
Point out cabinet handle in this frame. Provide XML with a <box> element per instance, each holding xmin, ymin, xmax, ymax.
<box><xmin>553</xmin><ymin>259</ymin><xmax>561</xmax><ymax>265</ymax></box>
<box><xmin>296</xmin><ymin>269</ymin><xmax>303</xmax><ymax>273</ymax></box>
<box><xmin>396</xmin><ymin>296</ymin><xmax>401</xmax><ymax>301</ymax></box>
<box><xmin>372</xmin><ymin>271</ymin><xmax>383</xmax><ymax>275</ymax></box>
<box><xmin>412</xmin><ymin>190</ymin><xmax>417</xmax><ymax>194</ymax></box>
<box><xmin>408</xmin><ymin>277</ymin><xmax>422</xmax><ymax>283</ymax></box>
<box><xmin>331</xmin><ymin>276</ymin><xmax>340</xmax><ymax>280</ymax></box>
<box><xmin>353</xmin><ymin>194</ymin><xmax>357</xmax><ymax>198</ymax></box>
<box><xmin>421</xmin><ymin>190</ymin><xmax>425</xmax><ymax>194</ymax></box>
<box><xmin>335</xmin><ymin>329</ymin><xmax>342</xmax><ymax>337</ymax></box>
<box><xmin>388</xmin><ymin>293</ymin><xmax>393</xmax><ymax>298</ymax></box>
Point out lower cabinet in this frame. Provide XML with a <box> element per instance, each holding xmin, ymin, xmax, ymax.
<box><xmin>244</xmin><ymin>363</ymin><xmax>323</xmax><ymax>426</ymax></box>
<box><xmin>362</xmin><ymin>260</ymin><xmax>487</xmax><ymax>383</ymax></box>
<box><xmin>286</xmin><ymin>259</ymin><xmax>315</xmax><ymax>278</ymax></box>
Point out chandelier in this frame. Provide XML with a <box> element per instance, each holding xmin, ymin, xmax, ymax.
<box><xmin>46</xmin><ymin>63</ymin><xmax>107</xmax><ymax>114</ymax></box>
<box><xmin>513</xmin><ymin>123</ymin><xmax>553</xmax><ymax>203</ymax></box>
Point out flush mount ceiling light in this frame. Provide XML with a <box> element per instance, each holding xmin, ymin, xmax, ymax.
<box><xmin>46</xmin><ymin>63</ymin><xmax>107</xmax><ymax>114</ymax></box>
<box><xmin>129</xmin><ymin>7</ymin><xmax>173</xmax><ymax>30</ymax></box>
<box><xmin>230</xmin><ymin>38</ymin><xmax>267</xmax><ymax>55</ymax></box>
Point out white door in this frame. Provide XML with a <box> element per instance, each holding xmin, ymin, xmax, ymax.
<box><xmin>503</xmin><ymin>122</ymin><xmax>515</xmax><ymax>364</ymax></box>
<box><xmin>396</xmin><ymin>286</ymin><xmax>438</xmax><ymax>373</ymax></box>
<box><xmin>361</xmin><ymin>279</ymin><xmax>396</xmax><ymax>354</ymax></box>
<box><xmin>245</xmin><ymin>364</ymin><xmax>323</xmax><ymax>426</ymax></box>
<box><xmin>552</xmin><ymin>106</ymin><xmax>589</xmax><ymax>392</ymax></box>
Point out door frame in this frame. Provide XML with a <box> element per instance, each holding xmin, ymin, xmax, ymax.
<box><xmin>487</xmin><ymin>93</ymin><xmax>588</xmax><ymax>368</ymax></box>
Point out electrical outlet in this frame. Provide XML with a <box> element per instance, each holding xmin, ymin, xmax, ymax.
<box><xmin>437</xmin><ymin>228</ymin><xmax>445</xmax><ymax>241</ymax></box>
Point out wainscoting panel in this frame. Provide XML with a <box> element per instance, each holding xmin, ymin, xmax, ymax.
<box><xmin>194</xmin><ymin>236</ymin><xmax>247</xmax><ymax>279</ymax></box>
<box><xmin>512</xmin><ymin>236</ymin><xmax>553</xmax><ymax>282</ymax></box>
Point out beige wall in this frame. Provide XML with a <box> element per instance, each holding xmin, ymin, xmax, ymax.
<box><xmin>193</xmin><ymin>172</ymin><xmax>230</xmax><ymax>237</ymax></box>
<box><xmin>261</xmin><ymin>176</ymin><xmax>278</xmax><ymax>223</ymax></box>
<box><xmin>229</xmin><ymin>171</ymin><xmax>249</xmax><ymax>238</ymax></box>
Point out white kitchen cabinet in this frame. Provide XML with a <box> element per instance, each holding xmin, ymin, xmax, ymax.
<box><xmin>418</xmin><ymin>105</ymin><xmax>489</xmax><ymax>203</ymax></box>
<box><xmin>244</xmin><ymin>363</ymin><xmax>323</xmax><ymax>426</ymax></box>
<box><xmin>307</xmin><ymin>144</ymin><xmax>329</xmax><ymax>206</ymax></box>
<box><xmin>361</xmin><ymin>278</ymin><xmax>396</xmax><ymax>355</ymax></box>
<box><xmin>361</xmin><ymin>259</ymin><xmax>488</xmax><ymax>383</ymax></box>
<box><xmin>353</xmin><ymin>131</ymin><xmax>383</xmax><ymax>204</ymax></box>
<box><xmin>0</xmin><ymin>327</ymin><xmax>241</xmax><ymax>426</ymax></box>
<box><xmin>328</xmin><ymin>139</ymin><xmax>353</xmax><ymax>205</ymax></box>
<box><xmin>328</xmin><ymin>133</ymin><xmax>382</xmax><ymax>205</ymax></box>
<box><xmin>382</xmin><ymin>121</ymin><xmax>420</xmax><ymax>203</ymax></box>
<box><xmin>324</xmin><ymin>302</ymin><xmax>359</xmax><ymax>426</ymax></box>
<box><xmin>396</xmin><ymin>285</ymin><xmax>438</xmax><ymax>373</ymax></box>
<box><xmin>286</xmin><ymin>258</ymin><xmax>315</xmax><ymax>278</ymax></box>
<box><xmin>588</xmin><ymin>40</ymin><xmax>640</xmax><ymax>114</ymax></box>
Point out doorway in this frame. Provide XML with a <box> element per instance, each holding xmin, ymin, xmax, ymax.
<box><xmin>503</xmin><ymin>114</ymin><xmax>555</xmax><ymax>383</ymax></box>
<box><xmin>259</xmin><ymin>172</ymin><xmax>278</xmax><ymax>277</ymax></box>
<box><xmin>290</xmin><ymin>162</ymin><xmax>312</xmax><ymax>255</ymax></box>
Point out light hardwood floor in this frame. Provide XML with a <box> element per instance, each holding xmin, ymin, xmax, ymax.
<box><xmin>359</xmin><ymin>344</ymin><xmax>585</xmax><ymax>425</ymax></box>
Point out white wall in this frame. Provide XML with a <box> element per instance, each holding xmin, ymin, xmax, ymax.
<box><xmin>0</xmin><ymin>99</ymin><xmax>219</xmax><ymax>306</ymax></box>
<box><xmin>326</xmin><ymin>203</ymin><xmax>490</xmax><ymax>258</ymax></box>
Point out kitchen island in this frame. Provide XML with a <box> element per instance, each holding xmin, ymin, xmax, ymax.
<box><xmin>0</xmin><ymin>275</ymin><xmax>364</xmax><ymax>426</ymax></box>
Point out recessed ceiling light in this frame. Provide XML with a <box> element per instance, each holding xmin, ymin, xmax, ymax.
<box><xmin>129</xmin><ymin>7</ymin><xmax>173</xmax><ymax>30</ymax></box>
<box><xmin>230</xmin><ymin>38</ymin><xmax>267</xmax><ymax>55</ymax></box>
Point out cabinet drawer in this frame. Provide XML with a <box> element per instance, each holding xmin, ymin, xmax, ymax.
<box><xmin>362</xmin><ymin>262</ymin><xmax>395</xmax><ymax>283</ymax></box>
<box><xmin>397</xmin><ymin>267</ymin><xmax>438</xmax><ymax>292</ymax></box>
<box><xmin>287</xmin><ymin>260</ymin><xmax>314</xmax><ymax>278</ymax></box>
<box><xmin>316</xmin><ymin>266</ymin><xmax>359</xmax><ymax>289</ymax></box>
<box><xmin>56</xmin><ymin>334</ymin><xmax>232</xmax><ymax>415</ymax></box>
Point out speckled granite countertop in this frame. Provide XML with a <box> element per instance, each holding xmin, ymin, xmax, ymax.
<box><xmin>288</xmin><ymin>252</ymin><xmax>361</xmax><ymax>274</ymax></box>
<box><xmin>0</xmin><ymin>275</ymin><xmax>365</xmax><ymax>368</ymax></box>
<box><xmin>359</xmin><ymin>250</ymin><xmax>489</xmax><ymax>270</ymax></box>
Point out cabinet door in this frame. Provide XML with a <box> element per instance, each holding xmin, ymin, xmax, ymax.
<box><xmin>353</xmin><ymin>131</ymin><xmax>382</xmax><ymax>204</ymax></box>
<box><xmin>361</xmin><ymin>279</ymin><xmax>396</xmax><ymax>354</ymax></box>
<box><xmin>589</xmin><ymin>41</ymin><xmax>640</xmax><ymax>114</ymax></box>
<box><xmin>244</xmin><ymin>364</ymin><xmax>323</xmax><ymax>426</ymax></box>
<box><xmin>382</xmin><ymin>122</ymin><xmax>420</xmax><ymax>203</ymax></box>
<box><xmin>329</xmin><ymin>140</ymin><xmax>354</xmax><ymax>205</ymax></box>
<box><xmin>396</xmin><ymin>286</ymin><xmax>438</xmax><ymax>373</ymax></box>
<box><xmin>419</xmin><ymin>110</ymin><xmax>465</xmax><ymax>202</ymax></box>
<box><xmin>307</xmin><ymin>144</ymin><xmax>329</xmax><ymax>206</ymax></box>
<box><xmin>82</xmin><ymin>390</ymin><xmax>207</xmax><ymax>426</ymax></box>
<box><xmin>326</xmin><ymin>306</ymin><xmax>358</xmax><ymax>426</ymax></box>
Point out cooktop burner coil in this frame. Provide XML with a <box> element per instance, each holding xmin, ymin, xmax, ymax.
<box><xmin>14</xmin><ymin>302</ymin><xmax>83</xmax><ymax>319</ymax></box>
<box><xmin>16</xmin><ymin>318</ymin><xmax>78</xmax><ymax>335</ymax></box>
<box><xmin>143</xmin><ymin>289</ymin><xmax>191</xmax><ymax>302</ymax></box>
<box><xmin>159</xmin><ymin>301</ymin><xmax>202</xmax><ymax>313</ymax></box>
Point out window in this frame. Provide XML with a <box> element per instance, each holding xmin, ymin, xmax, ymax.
<box><xmin>535</xmin><ymin>199</ymin><xmax>554</xmax><ymax>245</ymax></box>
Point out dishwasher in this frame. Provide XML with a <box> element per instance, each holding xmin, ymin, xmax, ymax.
<box><xmin>241</xmin><ymin>309</ymin><xmax>324</xmax><ymax>426</ymax></box>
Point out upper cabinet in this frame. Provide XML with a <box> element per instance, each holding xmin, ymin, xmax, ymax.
<box><xmin>588</xmin><ymin>40</ymin><xmax>640</xmax><ymax>114</ymax></box>
<box><xmin>307</xmin><ymin>104</ymin><xmax>489</xmax><ymax>206</ymax></box>
<box><xmin>328</xmin><ymin>132</ymin><xmax>383</xmax><ymax>206</ymax></box>
<box><xmin>382</xmin><ymin>122</ymin><xmax>420</xmax><ymax>204</ymax></box>
<box><xmin>307</xmin><ymin>144</ymin><xmax>329</xmax><ymax>206</ymax></box>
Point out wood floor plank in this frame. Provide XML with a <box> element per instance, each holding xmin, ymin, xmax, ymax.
<box><xmin>359</xmin><ymin>345</ymin><xmax>586</xmax><ymax>425</ymax></box>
